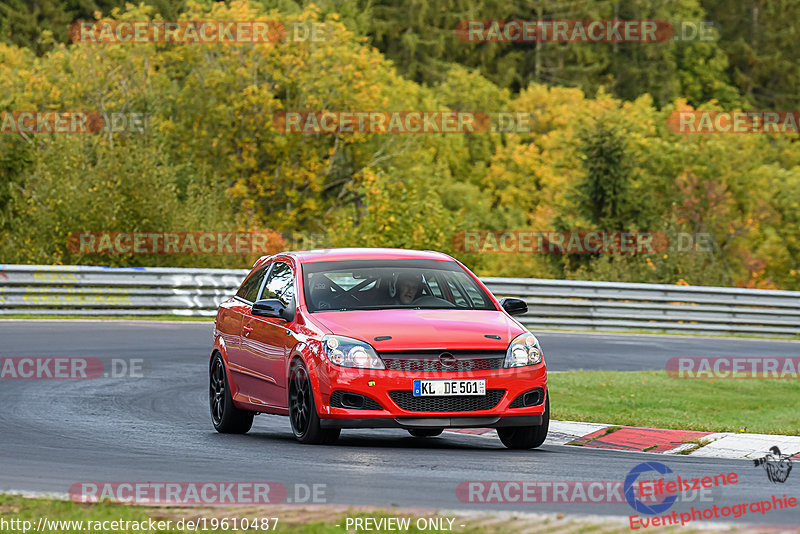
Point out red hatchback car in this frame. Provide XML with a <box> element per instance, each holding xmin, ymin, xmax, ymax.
<box><xmin>210</xmin><ymin>248</ymin><xmax>549</xmax><ymax>448</ymax></box>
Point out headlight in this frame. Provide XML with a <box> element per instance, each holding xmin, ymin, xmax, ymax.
<box><xmin>324</xmin><ymin>335</ymin><xmax>385</xmax><ymax>370</ymax></box>
<box><xmin>504</xmin><ymin>332</ymin><xmax>543</xmax><ymax>368</ymax></box>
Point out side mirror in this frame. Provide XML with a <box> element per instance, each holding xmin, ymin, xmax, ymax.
<box><xmin>252</xmin><ymin>299</ymin><xmax>292</xmax><ymax>321</ymax></box>
<box><xmin>500</xmin><ymin>297</ymin><xmax>528</xmax><ymax>316</ymax></box>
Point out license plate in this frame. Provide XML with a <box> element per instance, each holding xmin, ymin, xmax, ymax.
<box><xmin>413</xmin><ymin>379</ymin><xmax>486</xmax><ymax>396</ymax></box>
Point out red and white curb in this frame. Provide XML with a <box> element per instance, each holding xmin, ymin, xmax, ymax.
<box><xmin>447</xmin><ymin>421</ymin><xmax>800</xmax><ymax>460</ymax></box>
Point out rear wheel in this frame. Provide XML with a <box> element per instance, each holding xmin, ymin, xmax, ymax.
<box><xmin>288</xmin><ymin>359</ymin><xmax>340</xmax><ymax>445</ymax></box>
<box><xmin>210</xmin><ymin>354</ymin><xmax>254</xmax><ymax>434</ymax></box>
<box><xmin>408</xmin><ymin>429</ymin><xmax>443</xmax><ymax>438</ymax></box>
<box><xmin>497</xmin><ymin>396</ymin><xmax>549</xmax><ymax>449</ymax></box>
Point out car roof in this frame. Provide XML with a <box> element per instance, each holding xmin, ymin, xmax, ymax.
<box><xmin>265</xmin><ymin>247</ymin><xmax>456</xmax><ymax>265</ymax></box>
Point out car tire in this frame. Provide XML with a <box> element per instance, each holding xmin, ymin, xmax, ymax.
<box><xmin>497</xmin><ymin>396</ymin><xmax>549</xmax><ymax>450</ymax></box>
<box><xmin>210</xmin><ymin>354</ymin><xmax>254</xmax><ymax>434</ymax></box>
<box><xmin>288</xmin><ymin>358</ymin><xmax>341</xmax><ymax>445</ymax></box>
<box><xmin>408</xmin><ymin>429</ymin><xmax>444</xmax><ymax>438</ymax></box>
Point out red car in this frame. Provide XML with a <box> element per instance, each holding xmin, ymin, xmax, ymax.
<box><xmin>209</xmin><ymin>248</ymin><xmax>548</xmax><ymax>448</ymax></box>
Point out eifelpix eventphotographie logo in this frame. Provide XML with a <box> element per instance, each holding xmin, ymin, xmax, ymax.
<box><xmin>753</xmin><ymin>447</ymin><xmax>793</xmax><ymax>484</ymax></box>
<box><xmin>625</xmin><ymin>462</ymin><xmax>678</xmax><ymax>515</ymax></box>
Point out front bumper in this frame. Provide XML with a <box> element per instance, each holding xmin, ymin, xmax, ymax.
<box><xmin>320</xmin><ymin>415</ymin><xmax>543</xmax><ymax>429</ymax></box>
<box><xmin>314</xmin><ymin>360</ymin><xmax>547</xmax><ymax>425</ymax></box>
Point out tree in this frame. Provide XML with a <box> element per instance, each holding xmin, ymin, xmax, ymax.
<box><xmin>700</xmin><ymin>0</ymin><xmax>800</xmax><ymax>109</ymax></box>
<box><xmin>575</xmin><ymin>119</ymin><xmax>637</xmax><ymax>230</ymax></box>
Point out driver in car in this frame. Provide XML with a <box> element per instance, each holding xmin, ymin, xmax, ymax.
<box><xmin>393</xmin><ymin>272</ymin><xmax>422</xmax><ymax>305</ymax></box>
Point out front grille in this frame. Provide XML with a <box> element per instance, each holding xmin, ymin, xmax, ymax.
<box><xmin>388</xmin><ymin>390</ymin><xmax>505</xmax><ymax>412</ymax></box>
<box><xmin>330</xmin><ymin>391</ymin><xmax>382</xmax><ymax>410</ymax></box>
<box><xmin>380</xmin><ymin>350</ymin><xmax>506</xmax><ymax>373</ymax></box>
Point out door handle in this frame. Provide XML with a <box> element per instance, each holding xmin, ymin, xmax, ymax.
<box><xmin>243</xmin><ymin>324</ymin><xmax>253</xmax><ymax>336</ymax></box>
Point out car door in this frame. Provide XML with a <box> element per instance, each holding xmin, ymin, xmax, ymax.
<box><xmin>224</xmin><ymin>262</ymin><xmax>271</xmax><ymax>404</ymax></box>
<box><xmin>239</xmin><ymin>261</ymin><xmax>296</xmax><ymax>408</ymax></box>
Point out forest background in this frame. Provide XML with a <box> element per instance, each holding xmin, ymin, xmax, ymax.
<box><xmin>1</xmin><ymin>0</ymin><xmax>798</xmax><ymax>289</ymax></box>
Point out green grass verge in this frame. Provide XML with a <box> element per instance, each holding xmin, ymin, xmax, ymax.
<box><xmin>549</xmin><ymin>370</ymin><xmax>800</xmax><ymax>435</ymax></box>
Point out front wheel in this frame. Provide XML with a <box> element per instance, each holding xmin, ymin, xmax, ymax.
<box><xmin>497</xmin><ymin>396</ymin><xmax>549</xmax><ymax>449</ymax></box>
<box><xmin>288</xmin><ymin>359</ymin><xmax>340</xmax><ymax>445</ymax></box>
<box><xmin>210</xmin><ymin>354</ymin><xmax>254</xmax><ymax>434</ymax></box>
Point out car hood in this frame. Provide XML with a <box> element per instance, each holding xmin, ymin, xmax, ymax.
<box><xmin>307</xmin><ymin>309</ymin><xmax>525</xmax><ymax>351</ymax></box>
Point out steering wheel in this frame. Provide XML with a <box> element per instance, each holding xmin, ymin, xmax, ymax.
<box><xmin>411</xmin><ymin>295</ymin><xmax>455</xmax><ymax>307</ymax></box>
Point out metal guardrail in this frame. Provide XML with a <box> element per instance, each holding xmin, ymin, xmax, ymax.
<box><xmin>0</xmin><ymin>264</ymin><xmax>248</xmax><ymax>317</ymax></box>
<box><xmin>0</xmin><ymin>264</ymin><xmax>798</xmax><ymax>336</ymax></box>
<box><xmin>484</xmin><ymin>277</ymin><xmax>800</xmax><ymax>336</ymax></box>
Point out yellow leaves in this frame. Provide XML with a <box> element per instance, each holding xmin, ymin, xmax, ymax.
<box><xmin>0</xmin><ymin>1</ymin><xmax>795</xmax><ymax>281</ymax></box>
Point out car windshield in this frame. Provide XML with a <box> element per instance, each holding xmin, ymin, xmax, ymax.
<box><xmin>302</xmin><ymin>259</ymin><xmax>495</xmax><ymax>312</ymax></box>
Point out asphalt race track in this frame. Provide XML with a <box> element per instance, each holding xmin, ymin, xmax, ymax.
<box><xmin>1</xmin><ymin>320</ymin><xmax>798</xmax><ymax>526</ymax></box>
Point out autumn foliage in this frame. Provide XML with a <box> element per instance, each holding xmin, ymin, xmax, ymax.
<box><xmin>0</xmin><ymin>1</ymin><xmax>798</xmax><ymax>289</ymax></box>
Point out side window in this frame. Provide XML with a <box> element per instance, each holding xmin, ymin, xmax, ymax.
<box><xmin>236</xmin><ymin>264</ymin><xmax>269</xmax><ymax>302</ymax></box>
<box><xmin>262</xmin><ymin>262</ymin><xmax>295</xmax><ymax>307</ymax></box>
